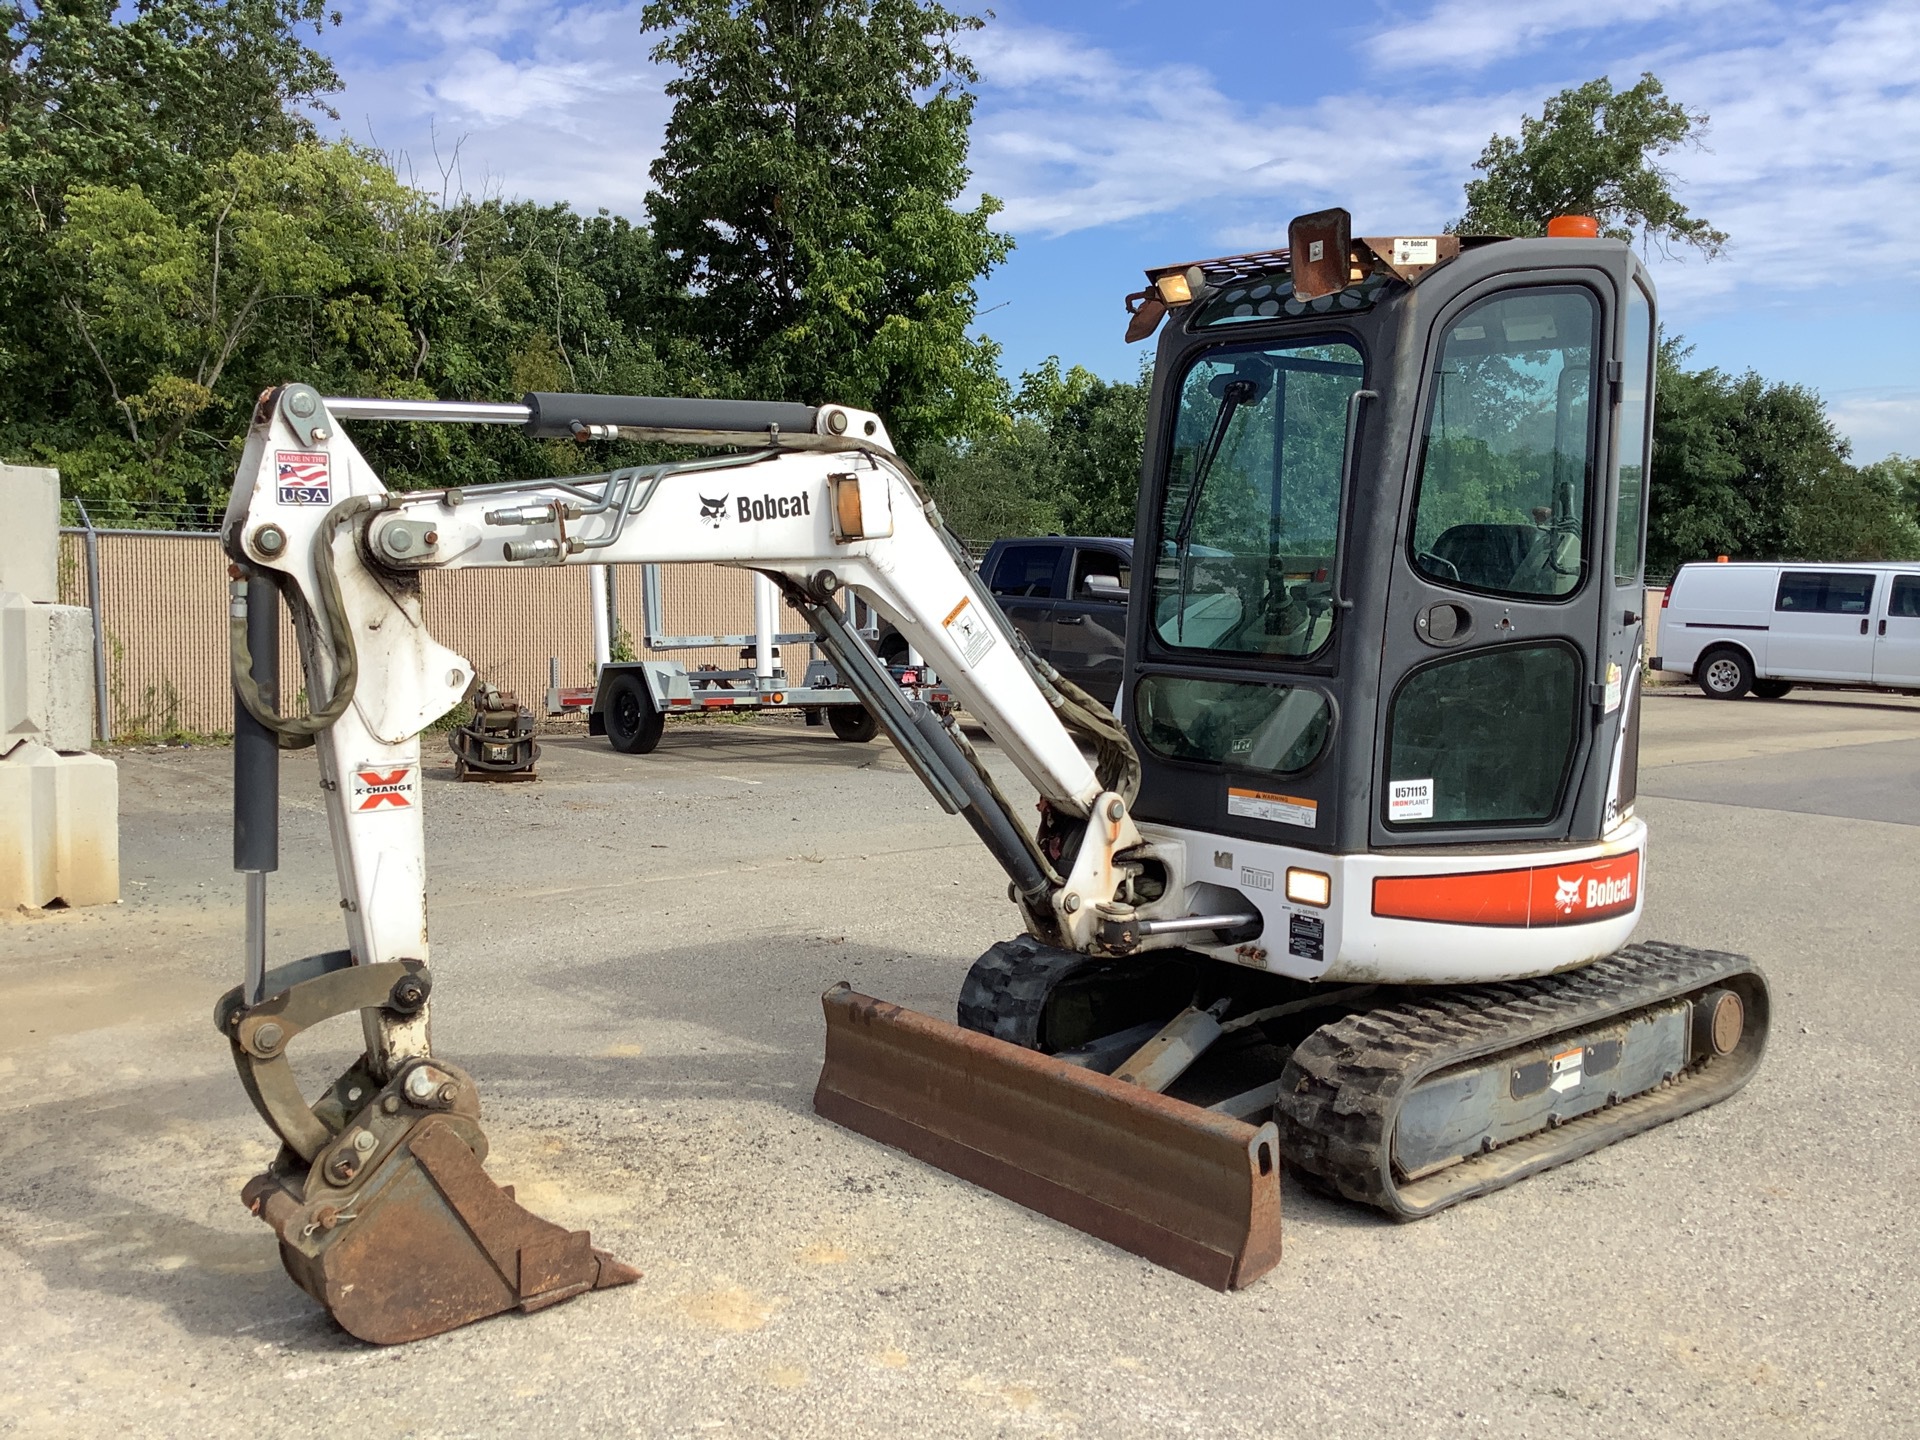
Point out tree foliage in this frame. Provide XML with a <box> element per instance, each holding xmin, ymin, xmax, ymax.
<box><xmin>917</xmin><ymin>359</ymin><xmax>1149</xmax><ymax>544</ymax></box>
<box><xmin>641</xmin><ymin>0</ymin><xmax>1012</xmax><ymax>458</ymax></box>
<box><xmin>1648</xmin><ymin>340</ymin><xmax>1920</xmax><ymax>569</ymax></box>
<box><xmin>1456</xmin><ymin>73</ymin><xmax>1727</xmax><ymax>256</ymax></box>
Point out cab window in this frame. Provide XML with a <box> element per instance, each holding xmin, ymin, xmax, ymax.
<box><xmin>1776</xmin><ymin>571</ymin><xmax>1874</xmax><ymax>614</ymax></box>
<box><xmin>1386</xmin><ymin>644</ymin><xmax>1580</xmax><ymax>827</ymax></box>
<box><xmin>1135</xmin><ymin>675</ymin><xmax>1330</xmax><ymax>776</ymax></box>
<box><xmin>989</xmin><ymin>544</ymin><xmax>1062</xmax><ymax>598</ymax></box>
<box><xmin>1410</xmin><ymin>288</ymin><xmax>1599</xmax><ymax>600</ymax></box>
<box><xmin>1150</xmin><ymin>339</ymin><xmax>1364</xmax><ymax>659</ymax></box>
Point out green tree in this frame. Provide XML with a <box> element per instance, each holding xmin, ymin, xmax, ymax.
<box><xmin>1647</xmin><ymin>340</ymin><xmax>1919</xmax><ymax>568</ymax></box>
<box><xmin>1456</xmin><ymin>73</ymin><xmax>1727</xmax><ymax>256</ymax></box>
<box><xmin>640</xmin><ymin>0</ymin><xmax>1013</xmax><ymax>458</ymax></box>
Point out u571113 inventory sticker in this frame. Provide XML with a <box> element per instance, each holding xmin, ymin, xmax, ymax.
<box><xmin>351</xmin><ymin>764</ymin><xmax>416</xmax><ymax>812</ymax></box>
<box><xmin>276</xmin><ymin>450</ymin><xmax>331</xmax><ymax>505</ymax></box>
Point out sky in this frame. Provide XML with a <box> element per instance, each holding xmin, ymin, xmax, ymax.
<box><xmin>321</xmin><ymin>0</ymin><xmax>1920</xmax><ymax>461</ymax></box>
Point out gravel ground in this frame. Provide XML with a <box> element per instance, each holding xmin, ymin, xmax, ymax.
<box><xmin>1</xmin><ymin>691</ymin><xmax>1916</xmax><ymax>1438</ymax></box>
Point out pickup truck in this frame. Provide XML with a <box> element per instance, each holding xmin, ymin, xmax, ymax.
<box><xmin>889</xmin><ymin>536</ymin><xmax>1130</xmax><ymax>707</ymax></box>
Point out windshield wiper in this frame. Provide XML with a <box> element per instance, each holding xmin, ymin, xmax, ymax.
<box><xmin>1171</xmin><ymin>377</ymin><xmax>1257</xmax><ymax>640</ymax></box>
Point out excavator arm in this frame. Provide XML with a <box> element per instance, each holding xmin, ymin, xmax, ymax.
<box><xmin>216</xmin><ymin>384</ymin><xmax>1272</xmax><ymax>1343</ymax></box>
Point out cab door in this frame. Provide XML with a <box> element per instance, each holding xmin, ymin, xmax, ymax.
<box><xmin>1373</xmin><ymin>272</ymin><xmax>1627</xmax><ymax>847</ymax></box>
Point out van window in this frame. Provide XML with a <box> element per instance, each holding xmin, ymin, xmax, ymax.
<box><xmin>1776</xmin><ymin>571</ymin><xmax>1875</xmax><ymax>615</ymax></box>
<box><xmin>990</xmin><ymin>545</ymin><xmax>1063</xmax><ymax>598</ymax></box>
<box><xmin>1890</xmin><ymin>576</ymin><xmax>1920</xmax><ymax>618</ymax></box>
<box><xmin>1410</xmin><ymin>288</ymin><xmax>1598</xmax><ymax>600</ymax></box>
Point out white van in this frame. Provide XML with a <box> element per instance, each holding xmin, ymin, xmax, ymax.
<box><xmin>1653</xmin><ymin>561</ymin><xmax>1920</xmax><ymax>698</ymax></box>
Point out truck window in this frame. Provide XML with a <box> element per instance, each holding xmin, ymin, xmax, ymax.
<box><xmin>1073</xmin><ymin>549</ymin><xmax>1130</xmax><ymax>600</ymax></box>
<box><xmin>1410</xmin><ymin>288</ymin><xmax>1598</xmax><ymax>601</ymax></box>
<box><xmin>1891</xmin><ymin>576</ymin><xmax>1920</xmax><ymax>618</ymax></box>
<box><xmin>989</xmin><ymin>544</ymin><xmax>1063</xmax><ymax>598</ymax></box>
<box><xmin>1776</xmin><ymin>571</ymin><xmax>1875</xmax><ymax>614</ymax></box>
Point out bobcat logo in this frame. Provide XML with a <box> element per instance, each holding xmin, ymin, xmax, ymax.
<box><xmin>1553</xmin><ymin>876</ymin><xmax>1582</xmax><ymax>914</ymax></box>
<box><xmin>698</xmin><ymin>494</ymin><xmax>729</xmax><ymax>528</ymax></box>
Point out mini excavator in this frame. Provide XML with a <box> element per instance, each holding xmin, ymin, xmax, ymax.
<box><xmin>218</xmin><ymin>209</ymin><xmax>1767</xmax><ymax>1342</ymax></box>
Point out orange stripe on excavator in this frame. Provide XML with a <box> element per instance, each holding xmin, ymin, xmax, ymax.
<box><xmin>1373</xmin><ymin>851</ymin><xmax>1641</xmax><ymax>928</ymax></box>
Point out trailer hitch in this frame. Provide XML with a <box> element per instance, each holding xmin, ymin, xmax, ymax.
<box><xmin>216</xmin><ymin>955</ymin><xmax>639</xmax><ymax>1344</ymax></box>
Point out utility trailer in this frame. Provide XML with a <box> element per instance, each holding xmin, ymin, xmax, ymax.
<box><xmin>547</xmin><ymin>565</ymin><xmax>953</xmax><ymax>753</ymax></box>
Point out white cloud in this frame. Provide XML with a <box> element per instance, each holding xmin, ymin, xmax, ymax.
<box><xmin>329</xmin><ymin>2</ymin><xmax>673</xmax><ymax>217</ymax></box>
<box><xmin>1366</xmin><ymin>0</ymin><xmax>1739</xmax><ymax>72</ymax></box>
<box><xmin>1829</xmin><ymin>389</ymin><xmax>1920</xmax><ymax>464</ymax></box>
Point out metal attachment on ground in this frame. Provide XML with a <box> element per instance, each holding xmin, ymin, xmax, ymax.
<box><xmin>449</xmin><ymin>683</ymin><xmax>540</xmax><ymax>781</ymax></box>
<box><xmin>219</xmin><ymin>954</ymin><xmax>641</xmax><ymax>1343</ymax></box>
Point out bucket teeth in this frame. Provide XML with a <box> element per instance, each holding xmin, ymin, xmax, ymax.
<box><xmin>248</xmin><ymin>1112</ymin><xmax>640</xmax><ymax>1345</ymax></box>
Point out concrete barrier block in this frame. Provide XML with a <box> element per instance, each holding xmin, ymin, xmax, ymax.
<box><xmin>0</xmin><ymin>592</ymin><xmax>97</xmax><ymax>754</ymax></box>
<box><xmin>0</xmin><ymin>465</ymin><xmax>59</xmax><ymax>604</ymax></box>
<box><xmin>0</xmin><ymin>742</ymin><xmax>119</xmax><ymax>909</ymax></box>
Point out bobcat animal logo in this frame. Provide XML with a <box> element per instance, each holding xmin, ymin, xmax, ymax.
<box><xmin>1554</xmin><ymin>876</ymin><xmax>1582</xmax><ymax>914</ymax></box>
<box><xmin>698</xmin><ymin>494</ymin><xmax>729</xmax><ymax>528</ymax></box>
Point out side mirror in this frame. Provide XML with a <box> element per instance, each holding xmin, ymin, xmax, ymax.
<box><xmin>1083</xmin><ymin>573</ymin><xmax>1128</xmax><ymax>602</ymax></box>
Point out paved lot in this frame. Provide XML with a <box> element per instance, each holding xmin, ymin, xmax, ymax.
<box><xmin>2</xmin><ymin>688</ymin><xmax>1917</xmax><ymax>1438</ymax></box>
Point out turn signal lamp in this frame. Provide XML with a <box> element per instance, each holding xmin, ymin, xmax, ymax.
<box><xmin>1285</xmin><ymin>867</ymin><xmax>1331</xmax><ymax>908</ymax></box>
<box><xmin>1546</xmin><ymin>215</ymin><xmax>1600</xmax><ymax>238</ymax></box>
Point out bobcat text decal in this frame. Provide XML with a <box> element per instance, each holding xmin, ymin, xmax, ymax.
<box><xmin>1372</xmin><ymin>851</ymin><xmax>1641</xmax><ymax>928</ymax></box>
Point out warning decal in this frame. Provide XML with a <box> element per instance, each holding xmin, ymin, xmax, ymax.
<box><xmin>1227</xmin><ymin>787</ymin><xmax>1317</xmax><ymax>829</ymax></box>
<box><xmin>276</xmin><ymin>450</ymin><xmax>331</xmax><ymax>505</ymax></box>
<box><xmin>942</xmin><ymin>596</ymin><xmax>996</xmax><ymax>666</ymax></box>
<box><xmin>351</xmin><ymin>764</ymin><xmax>416</xmax><ymax>812</ymax></box>
<box><xmin>1549</xmin><ymin>1046</ymin><xmax>1584</xmax><ymax>1094</ymax></box>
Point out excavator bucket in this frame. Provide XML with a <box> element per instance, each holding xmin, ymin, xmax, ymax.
<box><xmin>814</xmin><ymin>985</ymin><xmax>1283</xmax><ymax>1289</ymax></box>
<box><xmin>244</xmin><ymin>1115</ymin><xmax>641</xmax><ymax>1345</ymax></box>
<box><xmin>219</xmin><ymin>962</ymin><xmax>639</xmax><ymax>1345</ymax></box>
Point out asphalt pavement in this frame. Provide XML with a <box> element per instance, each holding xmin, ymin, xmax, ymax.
<box><xmin>1</xmin><ymin>688</ymin><xmax>1916</xmax><ymax>1438</ymax></box>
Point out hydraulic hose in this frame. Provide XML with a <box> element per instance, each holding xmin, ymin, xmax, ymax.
<box><xmin>230</xmin><ymin>495</ymin><xmax>377</xmax><ymax>749</ymax></box>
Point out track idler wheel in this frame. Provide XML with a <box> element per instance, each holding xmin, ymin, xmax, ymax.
<box><xmin>219</xmin><ymin>958</ymin><xmax>639</xmax><ymax>1344</ymax></box>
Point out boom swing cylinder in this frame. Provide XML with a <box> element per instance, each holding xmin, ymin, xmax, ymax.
<box><xmin>216</xmin><ymin>208</ymin><xmax>1767</xmax><ymax>1344</ymax></box>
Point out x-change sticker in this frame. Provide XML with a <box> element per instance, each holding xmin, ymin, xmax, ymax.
<box><xmin>351</xmin><ymin>763</ymin><xmax>416</xmax><ymax>812</ymax></box>
<box><xmin>942</xmin><ymin>596</ymin><xmax>996</xmax><ymax>665</ymax></box>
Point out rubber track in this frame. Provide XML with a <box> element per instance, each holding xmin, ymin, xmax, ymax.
<box><xmin>1275</xmin><ymin>940</ymin><xmax>1766</xmax><ymax>1217</ymax></box>
<box><xmin>956</xmin><ymin>936</ymin><xmax>1092</xmax><ymax>1046</ymax></box>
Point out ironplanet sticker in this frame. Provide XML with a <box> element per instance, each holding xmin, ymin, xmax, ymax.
<box><xmin>1227</xmin><ymin>786</ymin><xmax>1316</xmax><ymax>829</ymax></box>
<box><xmin>351</xmin><ymin>763</ymin><xmax>417</xmax><ymax>812</ymax></box>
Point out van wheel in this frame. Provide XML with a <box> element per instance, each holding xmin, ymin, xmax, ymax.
<box><xmin>605</xmin><ymin>673</ymin><xmax>665</xmax><ymax>753</ymax></box>
<box><xmin>1697</xmin><ymin>647</ymin><xmax>1754</xmax><ymax>700</ymax></box>
<box><xmin>829</xmin><ymin>704</ymin><xmax>879</xmax><ymax>743</ymax></box>
<box><xmin>878</xmin><ymin>633</ymin><xmax>909</xmax><ymax>666</ymax></box>
<box><xmin>1752</xmin><ymin>679</ymin><xmax>1794</xmax><ymax>700</ymax></box>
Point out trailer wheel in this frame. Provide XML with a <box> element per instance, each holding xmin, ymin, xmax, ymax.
<box><xmin>828</xmin><ymin>704</ymin><xmax>878</xmax><ymax>744</ymax></box>
<box><xmin>604</xmin><ymin>673</ymin><xmax>665</xmax><ymax>754</ymax></box>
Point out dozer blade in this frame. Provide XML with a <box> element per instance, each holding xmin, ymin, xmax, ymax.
<box><xmin>814</xmin><ymin>985</ymin><xmax>1282</xmax><ymax>1290</ymax></box>
<box><xmin>244</xmin><ymin>1108</ymin><xmax>640</xmax><ymax>1345</ymax></box>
